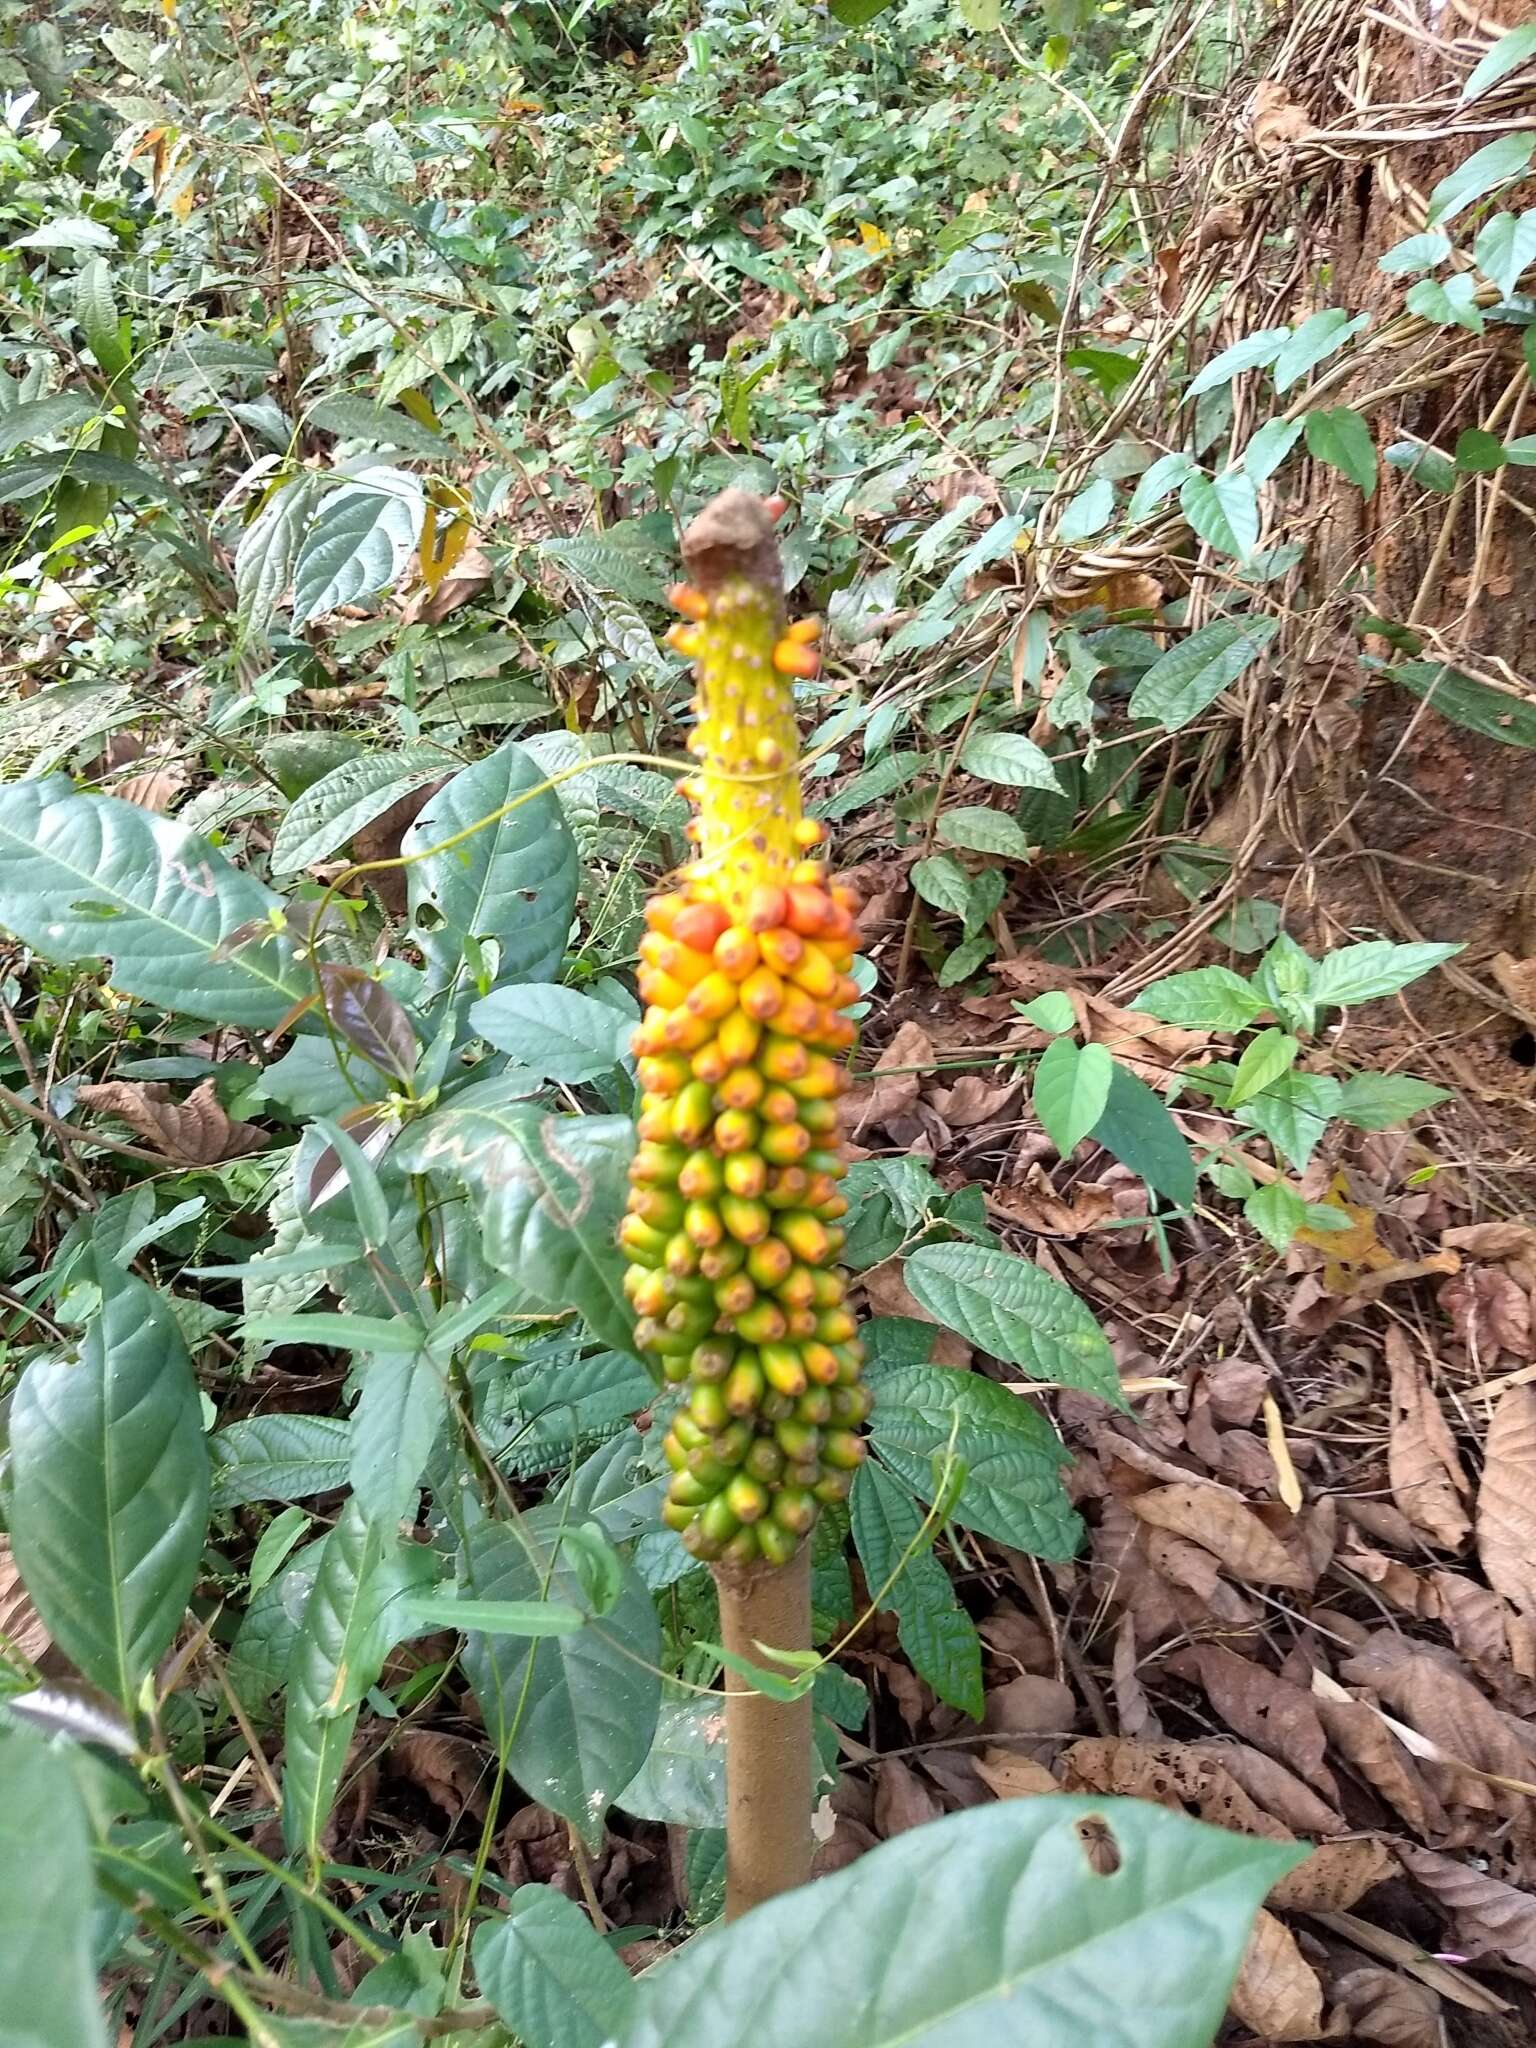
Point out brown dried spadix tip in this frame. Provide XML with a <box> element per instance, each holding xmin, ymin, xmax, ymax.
<box><xmin>681</xmin><ymin>488</ymin><xmax>783</xmax><ymax>593</ymax></box>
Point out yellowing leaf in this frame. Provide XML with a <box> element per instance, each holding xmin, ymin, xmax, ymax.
<box><xmin>397</xmin><ymin>388</ymin><xmax>443</xmax><ymax>436</ymax></box>
<box><xmin>857</xmin><ymin>221</ymin><xmax>892</xmax><ymax>255</ymax></box>
<box><xmin>419</xmin><ymin>490</ymin><xmax>472</xmax><ymax>595</ymax></box>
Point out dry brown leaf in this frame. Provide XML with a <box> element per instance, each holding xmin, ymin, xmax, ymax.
<box><xmin>1476</xmin><ymin>1384</ymin><xmax>1536</xmax><ymax>1631</ymax></box>
<box><xmin>1384</xmin><ymin>1328</ymin><xmax>1471</xmax><ymax>1549</ymax></box>
<box><xmin>845</xmin><ymin>1020</ymin><xmax>932</xmax><ymax>1138</ymax></box>
<box><xmin>1491</xmin><ymin>950</ymin><xmax>1536</xmax><ymax>1028</ymax></box>
<box><xmin>1128</xmin><ymin>1483</ymin><xmax>1312</xmax><ymax>1587</ymax></box>
<box><xmin>1396</xmin><ymin>1842</ymin><xmax>1536</xmax><ymax>1978</ymax></box>
<box><xmin>1060</xmin><ymin>1737</ymin><xmax>1291</xmax><ymax>1843</ymax></box>
<box><xmin>1440</xmin><ymin>1265</ymin><xmax>1534</xmax><ymax>1360</ymax></box>
<box><xmin>983</xmin><ymin>1673</ymin><xmax>1076</xmax><ymax>1738</ymax></box>
<box><xmin>925</xmin><ymin>1072</ymin><xmax>1020</xmax><ymax>1128</ymax></box>
<box><xmin>1229</xmin><ymin>1908</ymin><xmax>1329</xmax><ymax>2039</ymax></box>
<box><xmin>1311</xmin><ymin>1911</ymin><xmax>1511</xmax><ymax>2015</ymax></box>
<box><xmin>1250</xmin><ymin>79</ymin><xmax>1315</xmax><ymax>155</ymax></box>
<box><xmin>112</xmin><ymin>765</ymin><xmax>188</xmax><ymax>813</ymax></box>
<box><xmin>1329</xmin><ymin>1965</ymin><xmax>1443</xmax><ymax>2048</ymax></box>
<box><xmin>1443</xmin><ymin>1221</ymin><xmax>1536</xmax><ymax>1262</ymax></box>
<box><xmin>76</xmin><ymin>1078</ymin><xmax>266</xmax><ymax>1163</ymax></box>
<box><xmin>1191</xmin><ymin>1644</ymin><xmax>1337</xmax><ymax>1800</ymax></box>
<box><xmin>873</xmin><ymin>1757</ymin><xmax>943</xmax><ymax>1838</ymax></box>
<box><xmin>388</xmin><ymin>1731</ymin><xmax>490</xmax><ymax>1826</ymax></box>
<box><xmin>972</xmin><ymin>1749</ymin><xmax>1059</xmax><ymax>1800</ymax></box>
<box><xmin>1269</xmin><ymin>1837</ymin><xmax>1396</xmax><ymax>1914</ymax></box>
<box><xmin>1188</xmin><ymin>1739</ymin><xmax>1342</xmax><ymax>1836</ymax></box>
<box><xmin>0</xmin><ymin>1538</ymin><xmax>50</xmax><ymax>1670</ymax></box>
<box><xmin>1314</xmin><ymin>1694</ymin><xmax>1447</xmax><ymax>1839</ymax></box>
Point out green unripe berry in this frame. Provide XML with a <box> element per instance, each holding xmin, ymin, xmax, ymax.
<box><xmin>757</xmin><ymin>1518</ymin><xmax>800</xmax><ymax>1568</ymax></box>
<box><xmin>725</xmin><ymin>1354</ymin><xmax>766</xmax><ymax>1415</ymax></box>
<box><xmin>821</xmin><ymin>1428</ymin><xmax>867</xmax><ymax>1470</ymax></box>
<box><xmin>725</xmin><ymin>1473</ymin><xmax>770</xmax><ymax>1523</ymax></box>
<box><xmin>775</xmin><ymin>1418</ymin><xmax>820</xmax><ymax>1462</ymax></box>
<box><xmin>795</xmin><ymin>1386</ymin><xmax>832</xmax><ymax>1426</ymax></box>
<box><xmin>745</xmin><ymin>1437</ymin><xmax>785</xmax><ymax>1483</ymax></box>
<box><xmin>689</xmin><ymin>1381</ymin><xmax>729</xmax><ymax>1432</ymax></box>
<box><xmin>771</xmin><ymin>1488</ymin><xmax>817</xmax><ymax>1536</ymax></box>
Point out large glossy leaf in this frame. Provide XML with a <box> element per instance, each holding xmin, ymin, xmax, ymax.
<box><xmin>9</xmin><ymin>1264</ymin><xmax>209</xmax><ymax>1705</ymax></box>
<box><xmin>460</xmin><ymin>1510</ymin><xmax>660</xmax><ymax>1849</ymax></box>
<box><xmin>870</xmin><ymin>1362</ymin><xmax>1081</xmax><ymax>1559</ymax></box>
<box><xmin>471</xmin><ymin>982</ymin><xmax>632</xmax><ymax>1084</ymax></box>
<box><xmin>270</xmin><ymin>745</ymin><xmax>457</xmax><ymax>875</ymax></box>
<box><xmin>619</xmin><ymin>1697</ymin><xmax>728</xmax><ymax>1828</ymax></box>
<box><xmin>904</xmin><ymin>1242</ymin><xmax>1121</xmax><ymax>1404</ymax></box>
<box><xmin>404</xmin><ymin>740</ymin><xmax>579</xmax><ymax>994</ymax></box>
<box><xmin>0</xmin><ymin>779</ymin><xmax>306</xmax><ymax>1028</ymax></box>
<box><xmin>473</xmin><ymin>1886</ymin><xmax>636</xmax><ymax>2048</ymax></box>
<box><xmin>0</xmin><ymin>1730</ymin><xmax>107</xmax><ymax>2048</ymax></box>
<box><xmin>1129</xmin><ymin>617</ymin><xmax>1278</xmax><ymax>732</ymax></box>
<box><xmin>283</xmin><ymin>1501</ymin><xmax>435</xmax><ymax>1856</ymax></box>
<box><xmin>235</xmin><ymin>474</ymin><xmax>320</xmax><ymax>638</ymax></box>
<box><xmin>209</xmin><ymin>1413</ymin><xmax>352</xmax><ymax>1507</ymax></box>
<box><xmin>347</xmin><ymin>1349</ymin><xmax>448</xmax><ymax>1528</ymax></box>
<box><xmin>623</xmin><ymin>1796</ymin><xmax>1300</xmax><ymax>2048</ymax></box>
<box><xmin>290</xmin><ymin>468</ymin><xmax>424</xmax><ymax>626</ymax></box>
<box><xmin>400</xmin><ymin>1104</ymin><xmax>635</xmax><ymax>1354</ymax></box>
<box><xmin>957</xmin><ymin>730</ymin><xmax>1064</xmax><ymax>794</ymax></box>
<box><xmin>850</xmin><ymin>1463</ymin><xmax>982</xmax><ymax>1718</ymax></box>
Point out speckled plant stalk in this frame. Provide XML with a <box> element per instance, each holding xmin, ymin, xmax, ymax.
<box><xmin>619</xmin><ymin>488</ymin><xmax>870</xmax><ymax>1916</ymax></box>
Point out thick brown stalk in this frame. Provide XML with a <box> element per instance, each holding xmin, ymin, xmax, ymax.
<box><xmin>713</xmin><ymin>1545</ymin><xmax>813</xmax><ymax>1918</ymax></box>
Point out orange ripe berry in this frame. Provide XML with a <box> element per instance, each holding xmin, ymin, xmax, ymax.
<box><xmin>786</xmin><ymin>617</ymin><xmax>821</xmax><ymax>645</ymax></box>
<box><xmin>717</xmin><ymin>1009</ymin><xmax>762</xmax><ymax>1067</ymax></box>
<box><xmin>665</xmin><ymin>622</ymin><xmax>703</xmax><ymax>657</ymax></box>
<box><xmin>757</xmin><ymin>926</ymin><xmax>804</xmax><ymax>974</ymax></box>
<box><xmin>745</xmin><ymin>884</ymin><xmax>790</xmax><ymax>933</ymax></box>
<box><xmin>776</xmin><ymin>1264</ymin><xmax>816</xmax><ymax>1310</ymax></box>
<box><xmin>761</xmin><ymin>1035</ymin><xmax>809</xmax><ymax>1083</ymax></box>
<box><xmin>831</xmin><ymin>880</ymin><xmax>860</xmax><ymax>912</ymax></box>
<box><xmin>740</xmin><ymin>966</ymin><xmax>785</xmax><ymax>1021</ymax></box>
<box><xmin>669</xmin><ymin>581</ymin><xmax>710</xmax><ymax>621</ymax></box>
<box><xmin>819</xmin><ymin>1013</ymin><xmax>858</xmax><ymax>1053</ymax></box>
<box><xmin>690</xmin><ymin>1040</ymin><xmax>729</xmax><ymax>1084</ymax></box>
<box><xmin>788</xmin><ymin>944</ymin><xmax>839</xmax><ymax>1001</ymax></box>
<box><xmin>802</xmin><ymin>1341</ymin><xmax>842</xmax><ymax>1385</ymax></box>
<box><xmin>772</xmin><ymin>637</ymin><xmax>819</xmax><ymax>679</ymax></box>
<box><xmin>785</xmin><ymin>884</ymin><xmax>833</xmax><ymax>937</ymax></box>
<box><xmin>786</xmin><ymin>1308</ymin><xmax>817</xmax><ymax>1340</ymax></box>
<box><xmin>639</xmin><ymin>970</ymin><xmax>688</xmax><ymax>1011</ymax></box>
<box><xmin>765</xmin><ymin>1165</ymin><xmax>810</xmax><ymax>1207</ymax></box>
<box><xmin>686</xmin><ymin>970</ymin><xmax>740</xmax><ymax>1023</ymax></box>
<box><xmin>792</xmin><ymin>817</ymin><xmax>826</xmax><ymax>847</ymax></box>
<box><xmin>772</xmin><ymin>987</ymin><xmax>820</xmax><ymax>1039</ymax></box>
<box><xmin>638</xmin><ymin>1054</ymin><xmax>690</xmax><ymax>1095</ymax></box>
<box><xmin>714</xmin><ymin>1108</ymin><xmax>760</xmax><ymax>1154</ymax></box>
<box><xmin>761</xmin><ymin>1121</ymin><xmax>811</xmax><ymax>1166</ymax></box>
<box><xmin>718</xmin><ymin>1065</ymin><xmax>766</xmax><ymax>1111</ymax></box>
<box><xmin>714</xmin><ymin>925</ymin><xmax>759</xmax><ymax>978</ymax></box>
<box><xmin>637</xmin><ymin>1102</ymin><xmax>674</xmax><ymax>1143</ymax></box>
<box><xmin>793</xmin><ymin>1054</ymin><xmax>843</xmax><ymax>1101</ymax></box>
<box><xmin>661</xmin><ymin>1007</ymin><xmax>714</xmax><ymax>1054</ymax></box>
<box><xmin>791</xmin><ymin>860</ymin><xmax>828</xmax><ymax>888</ymax></box>
<box><xmin>646</xmin><ymin>891</ymin><xmax>688</xmax><ymax>933</ymax></box>
<box><xmin>760</xmin><ymin>1086</ymin><xmax>799</xmax><ymax>1125</ymax></box>
<box><xmin>673</xmin><ymin>901</ymin><xmax>730</xmax><ymax>954</ymax></box>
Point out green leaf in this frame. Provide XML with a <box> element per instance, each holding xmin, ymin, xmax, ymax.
<box><xmin>283</xmin><ymin>1502</ymin><xmax>434</xmax><ymax>1855</ymax></box>
<box><xmin>1473</xmin><ymin>209</ymin><xmax>1536</xmax><ymax>297</ymax></box>
<box><xmin>460</xmin><ymin>1511</ymin><xmax>660</xmax><ymax>1849</ymax></box>
<box><xmin>307</xmin><ymin>394</ymin><xmax>451</xmax><ymax>456</ymax></box>
<box><xmin>1304</xmin><ymin>408</ymin><xmax>1377</xmax><ymax>494</ymax></box>
<box><xmin>1128</xmin><ymin>451</ymin><xmax>1198</xmax><ymax>519</ymax></box>
<box><xmin>400</xmin><ymin>1104</ymin><xmax>634</xmax><ymax>1354</ymax></box>
<box><xmin>1057</xmin><ymin>476</ymin><xmax>1115</xmax><ymax>543</ymax></box>
<box><xmin>1405</xmin><ymin>272</ymin><xmax>1486</xmax><ymax>334</ymax></box>
<box><xmin>404</xmin><ymin>740</ymin><xmax>580</xmax><ymax>995</ymax></box>
<box><xmin>1378</xmin><ymin>231</ymin><xmax>1453</xmax><ymax>274</ymax></box>
<box><xmin>1336</xmin><ymin>1071</ymin><xmax>1451</xmax><ymax>1129</ymax></box>
<box><xmin>904</xmin><ymin>1242</ymin><xmax>1119</xmax><ymax>1404</ymax></box>
<box><xmin>957</xmin><ymin>730</ymin><xmax>1064</xmax><ymax>794</ymax></box>
<box><xmin>1272</xmin><ymin>308</ymin><xmax>1368</xmax><ymax>393</ymax></box>
<box><xmin>538</xmin><ymin>529</ymin><xmax>668</xmax><ymax>605</ymax></box>
<box><xmin>1225</xmin><ymin>1027</ymin><xmax>1299</xmax><ymax>1109</ymax></box>
<box><xmin>1385</xmin><ymin>440</ymin><xmax>1457</xmax><ymax>492</ymax></box>
<box><xmin>210</xmin><ymin>1414</ymin><xmax>352</xmax><ymax>1507</ymax></box>
<box><xmin>1453</xmin><ymin>426</ymin><xmax>1508</xmax><ymax>472</ymax></box>
<box><xmin>242</xmin><ymin>1311</ymin><xmax>426</xmax><ymax>1354</ymax></box>
<box><xmin>1128</xmin><ymin>616</ymin><xmax>1278</xmax><ymax>732</ymax></box>
<box><xmin>291</xmin><ymin>469</ymin><xmax>425</xmax><ymax>626</ymax></box>
<box><xmin>474</xmin><ymin>1887</ymin><xmax>637</xmax><ymax>2048</ymax></box>
<box><xmin>851</xmin><ymin>1463</ymin><xmax>982</xmax><ymax>1718</ymax></box>
<box><xmin>957</xmin><ymin>0</ymin><xmax>1003</xmax><ymax>29</ymax></box>
<box><xmin>870</xmin><ymin>1363</ymin><xmax>1081</xmax><ymax>1559</ymax></box>
<box><xmin>1388</xmin><ymin>659</ymin><xmax>1536</xmax><ymax>748</ymax></box>
<box><xmin>1245</xmin><ymin>1180</ymin><xmax>1307</xmax><ymax>1253</ymax></box>
<box><xmin>235</xmin><ymin>476</ymin><xmax>320</xmax><ymax>639</ymax></box>
<box><xmin>1236</xmin><ymin>1070</ymin><xmax>1342</xmax><ymax>1172</ymax></box>
<box><xmin>1017</xmin><ymin>989</ymin><xmax>1076</xmax><ymax>1035</ymax></box>
<box><xmin>0</xmin><ymin>781</ymin><xmax>306</xmax><ymax>1029</ymax></box>
<box><xmin>0</xmin><ymin>1731</ymin><xmax>107</xmax><ymax>2048</ymax></box>
<box><xmin>348</xmin><ymin>1349</ymin><xmax>448</xmax><ymax>1529</ymax></box>
<box><xmin>1425</xmin><ymin>131</ymin><xmax>1535</xmax><ymax>225</ymax></box>
<box><xmin>397</xmin><ymin>1594</ymin><xmax>585</xmax><ymax>1636</ymax></box>
<box><xmin>9</xmin><ymin>1265</ymin><xmax>209</xmax><ymax>1706</ymax></box>
<box><xmin>1135</xmin><ymin>964</ymin><xmax>1266</xmax><ymax>1028</ymax></box>
<box><xmin>0</xmin><ymin>449</ymin><xmax>177</xmax><ymax>506</ymax></box>
<box><xmin>1186</xmin><ymin>328</ymin><xmax>1289</xmax><ymax>398</ymax></box>
<box><xmin>1032</xmin><ymin>1036</ymin><xmax>1113</xmax><ymax>1157</ymax></box>
<box><xmin>470</xmin><ymin>983</ymin><xmax>632</xmax><ymax>1083</ymax></box>
<box><xmin>270</xmin><ymin>746</ymin><xmax>454</xmax><ymax>875</ymax></box>
<box><xmin>619</xmin><ymin>1697</ymin><xmax>728</xmax><ymax>1828</ymax></box>
<box><xmin>1461</xmin><ymin>20</ymin><xmax>1536</xmax><ymax>100</ymax></box>
<box><xmin>0</xmin><ymin>391</ymin><xmax>98</xmax><ymax>457</ymax></box>
<box><xmin>1243</xmin><ymin>417</ymin><xmax>1304</xmax><ymax>485</ymax></box>
<box><xmin>1090</xmin><ymin>1062</ymin><xmax>1197</xmax><ymax>1206</ymax></box>
<box><xmin>250</xmin><ymin>1506</ymin><xmax>311</xmax><ymax>1596</ymax></box>
<box><xmin>936</xmin><ymin>806</ymin><xmax>1034</xmax><ymax>859</ymax></box>
<box><xmin>624</xmin><ymin>1796</ymin><xmax>1299</xmax><ymax>2048</ymax></box>
<box><xmin>1179</xmin><ymin>469</ymin><xmax>1259</xmax><ymax>557</ymax></box>
<box><xmin>1311</xmin><ymin>940</ymin><xmax>1461</xmax><ymax>1007</ymax></box>
<box><xmin>910</xmin><ymin>854</ymin><xmax>974</xmax><ymax>921</ymax></box>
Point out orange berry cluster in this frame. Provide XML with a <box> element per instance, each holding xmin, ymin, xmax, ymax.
<box><xmin>621</xmin><ymin>493</ymin><xmax>869</xmax><ymax>1568</ymax></box>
